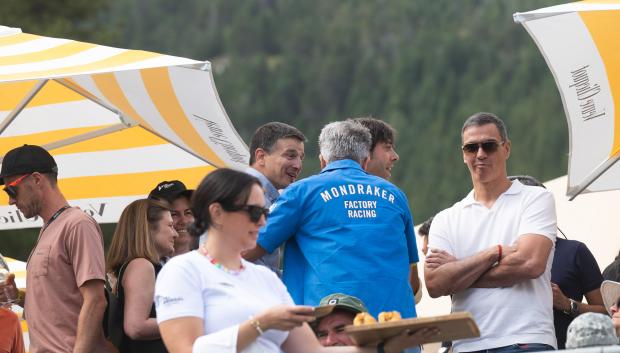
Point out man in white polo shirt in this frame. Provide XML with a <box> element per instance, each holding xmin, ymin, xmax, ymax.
<box><xmin>424</xmin><ymin>112</ymin><xmax>557</xmax><ymax>353</ymax></box>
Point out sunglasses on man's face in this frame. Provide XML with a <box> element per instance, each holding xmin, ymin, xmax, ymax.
<box><xmin>236</xmin><ymin>205</ymin><xmax>270</xmax><ymax>223</ymax></box>
<box><xmin>461</xmin><ymin>140</ymin><xmax>504</xmax><ymax>155</ymax></box>
<box><xmin>3</xmin><ymin>173</ymin><xmax>32</xmax><ymax>199</ymax></box>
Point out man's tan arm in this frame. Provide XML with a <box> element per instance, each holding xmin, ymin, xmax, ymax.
<box><xmin>409</xmin><ymin>263</ymin><xmax>420</xmax><ymax>295</ymax></box>
<box><xmin>472</xmin><ymin>234</ymin><xmax>553</xmax><ymax>288</ymax></box>
<box><xmin>424</xmin><ymin>246</ymin><xmax>499</xmax><ymax>298</ymax></box>
<box><xmin>73</xmin><ymin>279</ymin><xmax>107</xmax><ymax>353</ymax></box>
<box><xmin>552</xmin><ymin>284</ymin><xmax>608</xmax><ymax>315</ymax></box>
<box><xmin>242</xmin><ymin>244</ymin><xmax>268</xmax><ymax>262</ymax></box>
<box><xmin>582</xmin><ymin>288</ymin><xmax>608</xmax><ymax>315</ymax></box>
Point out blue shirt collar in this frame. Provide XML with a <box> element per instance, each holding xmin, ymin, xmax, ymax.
<box><xmin>320</xmin><ymin>159</ymin><xmax>366</xmax><ymax>174</ymax></box>
<box><xmin>245</xmin><ymin>167</ymin><xmax>280</xmax><ymax>205</ymax></box>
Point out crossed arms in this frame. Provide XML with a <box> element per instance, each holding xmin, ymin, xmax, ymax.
<box><xmin>424</xmin><ymin>234</ymin><xmax>553</xmax><ymax>298</ymax></box>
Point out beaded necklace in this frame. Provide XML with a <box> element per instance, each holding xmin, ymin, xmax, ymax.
<box><xmin>199</xmin><ymin>245</ymin><xmax>245</xmax><ymax>276</ymax></box>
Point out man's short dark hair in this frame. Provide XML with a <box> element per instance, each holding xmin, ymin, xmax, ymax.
<box><xmin>351</xmin><ymin>117</ymin><xmax>395</xmax><ymax>151</ymax></box>
<box><xmin>249</xmin><ymin>122</ymin><xmax>306</xmax><ymax>165</ymax></box>
<box><xmin>461</xmin><ymin>112</ymin><xmax>508</xmax><ymax>142</ymax></box>
<box><xmin>43</xmin><ymin>172</ymin><xmax>58</xmax><ymax>185</ymax></box>
<box><xmin>418</xmin><ymin>216</ymin><xmax>434</xmax><ymax>237</ymax></box>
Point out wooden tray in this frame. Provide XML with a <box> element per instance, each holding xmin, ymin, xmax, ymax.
<box><xmin>344</xmin><ymin>312</ymin><xmax>479</xmax><ymax>346</ymax></box>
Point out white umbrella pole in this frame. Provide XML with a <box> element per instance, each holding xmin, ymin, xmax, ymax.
<box><xmin>54</xmin><ymin>78</ymin><xmax>135</xmax><ymax>125</ymax></box>
<box><xmin>0</xmin><ymin>79</ymin><xmax>48</xmax><ymax>137</ymax></box>
<box><xmin>42</xmin><ymin>123</ymin><xmax>133</xmax><ymax>152</ymax></box>
<box><xmin>568</xmin><ymin>153</ymin><xmax>620</xmax><ymax>200</ymax></box>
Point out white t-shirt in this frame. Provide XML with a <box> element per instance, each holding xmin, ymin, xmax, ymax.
<box><xmin>155</xmin><ymin>251</ymin><xmax>294</xmax><ymax>353</ymax></box>
<box><xmin>428</xmin><ymin>181</ymin><xmax>557</xmax><ymax>353</ymax></box>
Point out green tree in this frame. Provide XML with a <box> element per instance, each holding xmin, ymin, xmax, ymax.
<box><xmin>1</xmin><ymin>0</ymin><xmax>573</xmax><ymax>259</ymax></box>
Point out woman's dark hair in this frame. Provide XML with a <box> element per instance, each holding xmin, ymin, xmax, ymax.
<box><xmin>189</xmin><ymin>168</ymin><xmax>261</xmax><ymax>236</ymax></box>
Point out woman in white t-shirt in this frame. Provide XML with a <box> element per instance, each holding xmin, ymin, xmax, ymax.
<box><xmin>155</xmin><ymin>168</ymin><xmax>433</xmax><ymax>353</ymax></box>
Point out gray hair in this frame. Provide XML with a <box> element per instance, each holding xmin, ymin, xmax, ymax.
<box><xmin>319</xmin><ymin>121</ymin><xmax>371</xmax><ymax>164</ymax></box>
<box><xmin>462</xmin><ymin>112</ymin><xmax>508</xmax><ymax>142</ymax></box>
<box><xmin>566</xmin><ymin>312</ymin><xmax>619</xmax><ymax>348</ymax></box>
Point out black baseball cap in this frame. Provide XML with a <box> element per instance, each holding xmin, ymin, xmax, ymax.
<box><xmin>0</xmin><ymin>145</ymin><xmax>58</xmax><ymax>185</ymax></box>
<box><xmin>148</xmin><ymin>180</ymin><xmax>193</xmax><ymax>203</ymax></box>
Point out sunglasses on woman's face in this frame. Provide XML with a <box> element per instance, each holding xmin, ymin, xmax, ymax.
<box><xmin>461</xmin><ymin>140</ymin><xmax>504</xmax><ymax>155</ymax></box>
<box><xmin>237</xmin><ymin>205</ymin><xmax>269</xmax><ymax>223</ymax></box>
<box><xmin>3</xmin><ymin>173</ymin><xmax>32</xmax><ymax>199</ymax></box>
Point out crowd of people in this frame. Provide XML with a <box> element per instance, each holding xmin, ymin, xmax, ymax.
<box><xmin>0</xmin><ymin>113</ymin><xmax>619</xmax><ymax>353</ymax></box>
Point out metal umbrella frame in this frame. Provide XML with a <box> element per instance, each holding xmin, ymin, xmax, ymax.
<box><xmin>0</xmin><ymin>26</ymin><xmax>249</xmax><ymax>229</ymax></box>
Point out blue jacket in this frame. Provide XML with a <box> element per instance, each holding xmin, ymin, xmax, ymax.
<box><xmin>258</xmin><ymin>159</ymin><xmax>418</xmax><ymax>318</ymax></box>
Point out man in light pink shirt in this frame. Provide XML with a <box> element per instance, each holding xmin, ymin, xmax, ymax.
<box><xmin>0</xmin><ymin>145</ymin><xmax>108</xmax><ymax>353</ymax></box>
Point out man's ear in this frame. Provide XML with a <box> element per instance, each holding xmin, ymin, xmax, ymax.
<box><xmin>30</xmin><ymin>172</ymin><xmax>45</xmax><ymax>186</ymax></box>
<box><xmin>319</xmin><ymin>155</ymin><xmax>327</xmax><ymax>169</ymax></box>
<box><xmin>361</xmin><ymin>156</ymin><xmax>370</xmax><ymax>170</ymax></box>
<box><xmin>254</xmin><ymin>148</ymin><xmax>267</xmax><ymax>167</ymax></box>
<box><xmin>504</xmin><ymin>139</ymin><xmax>511</xmax><ymax>160</ymax></box>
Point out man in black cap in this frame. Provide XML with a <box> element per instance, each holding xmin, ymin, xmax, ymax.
<box><xmin>0</xmin><ymin>144</ymin><xmax>107</xmax><ymax>353</ymax></box>
<box><xmin>149</xmin><ymin>180</ymin><xmax>196</xmax><ymax>256</ymax></box>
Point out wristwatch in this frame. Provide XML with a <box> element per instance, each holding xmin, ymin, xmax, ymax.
<box><xmin>563</xmin><ymin>299</ymin><xmax>580</xmax><ymax>317</ymax></box>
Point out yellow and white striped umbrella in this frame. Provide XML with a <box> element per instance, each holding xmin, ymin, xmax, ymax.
<box><xmin>0</xmin><ymin>26</ymin><xmax>249</xmax><ymax>229</ymax></box>
<box><xmin>514</xmin><ymin>1</ymin><xmax>620</xmax><ymax>199</ymax></box>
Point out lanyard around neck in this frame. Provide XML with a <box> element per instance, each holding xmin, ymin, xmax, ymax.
<box><xmin>43</xmin><ymin>205</ymin><xmax>71</xmax><ymax>232</ymax></box>
<box><xmin>27</xmin><ymin>205</ymin><xmax>71</xmax><ymax>265</ymax></box>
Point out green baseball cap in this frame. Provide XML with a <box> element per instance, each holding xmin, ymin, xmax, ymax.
<box><xmin>318</xmin><ymin>293</ymin><xmax>367</xmax><ymax>317</ymax></box>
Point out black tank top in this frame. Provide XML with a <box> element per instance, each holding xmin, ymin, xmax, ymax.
<box><xmin>117</xmin><ymin>261</ymin><xmax>167</xmax><ymax>353</ymax></box>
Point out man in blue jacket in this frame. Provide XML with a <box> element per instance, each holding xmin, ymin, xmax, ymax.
<box><xmin>245</xmin><ymin>120</ymin><xmax>419</xmax><ymax>319</ymax></box>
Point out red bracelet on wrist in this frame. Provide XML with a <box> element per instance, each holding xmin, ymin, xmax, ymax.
<box><xmin>497</xmin><ymin>245</ymin><xmax>502</xmax><ymax>264</ymax></box>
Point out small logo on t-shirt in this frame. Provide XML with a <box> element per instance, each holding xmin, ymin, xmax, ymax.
<box><xmin>155</xmin><ymin>295</ymin><xmax>183</xmax><ymax>306</ymax></box>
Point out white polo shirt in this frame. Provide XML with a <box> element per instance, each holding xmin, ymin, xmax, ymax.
<box><xmin>428</xmin><ymin>180</ymin><xmax>557</xmax><ymax>353</ymax></box>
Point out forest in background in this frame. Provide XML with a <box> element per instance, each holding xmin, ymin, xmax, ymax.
<box><xmin>1</xmin><ymin>0</ymin><xmax>569</xmax><ymax>259</ymax></box>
